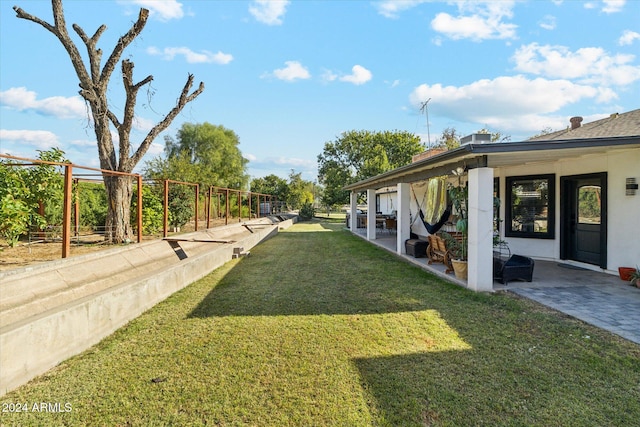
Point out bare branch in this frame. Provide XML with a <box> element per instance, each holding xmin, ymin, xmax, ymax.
<box><xmin>129</xmin><ymin>75</ymin><xmax>205</xmax><ymax>167</ymax></box>
<box><xmin>100</xmin><ymin>8</ymin><xmax>149</xmax><ymax>86</ymax></box>
<box><xmin>72</xmin><ymin>23</ymin><xmax>106</xmax><ymax>82</ymax></box>
<box><xmin>13</xmin><ymin>5</ymin><xmax>56</xmax><ymax>32</ymax></box>
<box><xmin>14</xmin><ymin>0</ymin><xmax>92</xmax><ymax>93</ymax></box>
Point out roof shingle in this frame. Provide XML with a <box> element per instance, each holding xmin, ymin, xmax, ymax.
<box><xmin>528</xmin><ymin>109</ymin><xmax>640</xmax><ymax>141</ymax></box>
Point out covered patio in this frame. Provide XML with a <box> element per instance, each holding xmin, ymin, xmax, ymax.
<box><xmin>350</xmin><ymin>227</ymin><xmax>640</xmax><ymax>344</ymax></box>
<box><xmin>344</xmin><ymin>132</ymin><xmax>640</xmax><ymax>293</ymax></box>
<box><xmin>349</xmin><ymin>227</ymin><xmax>622</xmax><ymax>291</ymax></box>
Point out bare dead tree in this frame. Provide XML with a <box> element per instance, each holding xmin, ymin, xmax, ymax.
<box><xmin>14</xmin><ymin>0</ymin><xmax>205</xmax><ymax>243</ymax></box>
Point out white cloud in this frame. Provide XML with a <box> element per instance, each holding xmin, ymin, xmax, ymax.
<box><xmin>272</xmin><ymin>157</ymin><xmax>315</xmax><ymax>167</ymax></box>
<box><xmin>0</xmin><ymin>129</ymin><xmax>59</xmax><ymax>150</ymax></box>
<box><xmin>247</xmin><ymin>155</ymin><xmax>317</xmax><ymax>180</ymax></box>
<box><xmin>268</xmin><ymin>61</ymin><xmax>311</xmax><ymax>82</ymax></box>
<box><xmin>249</xmin><ymin>0</ymin><xmax>290</xmax><ymax>25</ymax></box>
<box><xmin>513</xmin><ymin>43</ymin><xmax>640</xmax><ymax>86</ymax></box>
<box><xmin>539</xmin><ymin>15</ymin><xmax>557</xmax><ymax>30</ymax></box>
<box><xmin>602</xmin><ymin>0</ymin><xmax>625</xmax><ymax>13</ymax></box>
<box><xmin>321</xmin><ymin>69</ymin><xmax>338</xmax><ymax>83</ymax></box>
<box><xmin>408</xmin><ymin>75</ymin><xmax>618</xmax><ymax>134</ymax></box>
<box><xmin>339</xmin><ymin>65</ymin><xmax>373</xmax><ymax>85</ymax></box>
<box><xmin>619</xmin><ymin>30</ymin><xmax>640</xmax><ymax>46</ymax></box>
<box><xmin>375</xmin><ymin>0</ymin><xmax>428</xmax><ymax>18</ymax></box>
<box><xmin>119</xmin><ymin>0</ymin><xmax>184</xmax><ymax>21</ymax></box>
<box><xmin>431</xmin><ymin>1</ymin><xmax>517</xmax><ymax>41</ymax></box>
<box><xmin>146</xmin><ymin>142</ymin><xmax>164</xmax><ymax>157</ymax></box>
<box><xmin>387</xmin><ymin>79</ymin><xmax>401</xmax><ymax>88</ymax></box>
<box><xmin>0</xmin><ymin>87</ymin><xmax>87</xmax><ymax>119</ymax></box>
<box><xmin>584</xmin><ymin>0</ymin><xmax>626</xmax><ymax>13</ymax></box>
<box><xmin>69</xmin><ymin>138</ymin><xmax>95</xmax><ymax>148</ymax></box>
<box><xmin>147</xmin><ymin>46</ymin><xmax>233</xmax><ymax>64</ymax></box>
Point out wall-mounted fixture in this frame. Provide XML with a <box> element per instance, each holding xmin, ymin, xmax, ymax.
<box><xmin>626</xmin><ymin>178</ymin><xmax>638</xmax><ymax>196</ymax></box>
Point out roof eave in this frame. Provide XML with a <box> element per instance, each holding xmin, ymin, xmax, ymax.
<box><xmin>343</xmin><ymin>135</ymin><xmax>640</xmax><ymax>192</ymax></box>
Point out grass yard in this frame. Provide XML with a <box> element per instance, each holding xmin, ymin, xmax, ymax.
<box><xmin>1</xmin><ymin>220</ymin><xmax>639</xmax><ymax>426</ymax></box>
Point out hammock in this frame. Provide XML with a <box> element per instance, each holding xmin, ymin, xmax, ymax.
<box><xmin>412</xmin><ymin>177</ymin><xmax>451</xmax><ymax>235</ymax></box>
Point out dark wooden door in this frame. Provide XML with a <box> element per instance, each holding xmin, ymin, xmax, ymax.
<box><xmin>561</xmin><ymin>173</ymin><xmax>607</xmax><ymax>268</ymax></box>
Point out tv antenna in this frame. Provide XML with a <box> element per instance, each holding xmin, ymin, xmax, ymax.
<box><xmin>420</xmin><ymin>98</ymin><xmax>431</xmax><ymax>149</ymax></box>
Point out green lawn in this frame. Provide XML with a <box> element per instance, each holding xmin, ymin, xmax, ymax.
<box><xmin>2</xmin><ymin>220</ymin><xmax>639</xmax><ymax>426</ymax></box>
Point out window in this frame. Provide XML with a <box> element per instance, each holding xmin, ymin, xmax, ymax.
<box><xmin>505</xmin><ymin>174</ymin><xmax>555</xmax><ymax>239</ymax></box>
<box><xmin>578</xmin><ymin>185</ymin><xmax>601</xmax><ymax>225</ymax></box>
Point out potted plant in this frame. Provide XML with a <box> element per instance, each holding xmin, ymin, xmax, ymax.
<box><xmin>629</xmin><ymin>266</ymin><xmax>640</xmax><ymax>288</ymax></box>
<box><xmin>619</xmin><ymin>266</ymin><xmax>636</xmax><ymax>281</ymax></box>
<box><xmin>447</xmin><ymin>180</ymin><xmax>468</xmax><ymax>279</ymax></box>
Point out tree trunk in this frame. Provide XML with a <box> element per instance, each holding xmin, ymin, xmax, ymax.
<box><xmin>104</xmin><ymin>175</ymin><xmax>133</xmax><ymax>243</ymax></box>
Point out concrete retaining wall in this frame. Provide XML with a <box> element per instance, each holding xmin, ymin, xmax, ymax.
<box><xmin>0</xmin><ymin>216</ymin><xmax>296</xmax><ymax>396</ymax></box>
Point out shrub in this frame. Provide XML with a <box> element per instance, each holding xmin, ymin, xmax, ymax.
<box><xmin>131</xmin><ymin>185</ymin><xmax>164</xmax><ymax>234</ymax></box>
<box><xmin>299</xmin><ymin>202</ymin><xmax>315</xmax><ymax>221</ymax></box>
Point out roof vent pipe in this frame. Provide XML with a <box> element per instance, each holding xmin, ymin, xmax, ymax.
<box><xmin>570</xmin><ymin>116</ymin><xmax>583</xmax><ymax>130</ymax></box>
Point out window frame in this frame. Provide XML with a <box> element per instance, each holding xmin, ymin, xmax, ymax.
<box><xmin>505</xmin><ymin>174</ymin><xmax>555</xmax><ymax>239</ymax></box>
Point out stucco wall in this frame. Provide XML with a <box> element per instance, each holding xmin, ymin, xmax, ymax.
<box><xmin>496</xmin><ymin>147</ymin><xmax>640</xmax><ymax>272</ymax></box>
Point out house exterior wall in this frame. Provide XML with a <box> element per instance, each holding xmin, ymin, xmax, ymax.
<box><xmin>495</xmin><ymin>147</ymin><xmax>640</xmax><ymax>273</ymax></box>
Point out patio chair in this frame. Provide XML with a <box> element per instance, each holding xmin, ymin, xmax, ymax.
<box><xmin>385</xmin><ymin>218</ymin><xmax>397</xmax><ymax>234</ymax></box>
<box><xmin>427</xmin><ymin>233</ymin><xmax>454</xmax><ymax>273</ymax></box>
<box><xmin>494</xmin><ymin>254</ymin><xmax>535</xmax><ymax>285</ymax></box>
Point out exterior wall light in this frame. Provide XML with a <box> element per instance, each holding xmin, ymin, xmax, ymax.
<box><xmin>626</xmin><ymin>178</ymin><xmax>638</xmax><ymax>196</ymax></box>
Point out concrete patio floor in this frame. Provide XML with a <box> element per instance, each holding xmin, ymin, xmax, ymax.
<box><xmin>352</xmin><ymin>229</ymin><xmax>640</xmax><ymax>345</ymax></box>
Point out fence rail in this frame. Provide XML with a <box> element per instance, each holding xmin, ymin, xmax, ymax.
<box><xmin>0</xmin><ymin>154</ymin><xmax>276</xmax><ymax>260</ymax></box>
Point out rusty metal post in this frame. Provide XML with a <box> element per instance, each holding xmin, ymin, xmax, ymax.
<box><xmin>195</xmin><ymin>184</ymin><xmax>199</xmax><ymax>231</ymax></box>
<box><xmin>206</xmin><ymin>187</ymin><xmax>211</xmax><ymax>228</ymax></box>
<box><xmin>73</xmin><ymin>178</ymin><xmax>80</xmax><ymax>237</ymax></box>
<box><xmin>163</xmin><ymin>180</ymin><xmax>169</xmax><ymax>238</ymax></box>
<box><xmin>225</xmin><ymin>188</ymin><xmax>230</xmax><ymax>225</ymax></box>
<box><xmin>61</xmin><ymin>164</ymin><xmax>73</xmax><ymax>258</ymax></box>
<box><xmin>137</xmin><ymin>175</ymin><xmax>143</xmax><ymax>243</ymax></box>
<box><xmin>238</xmin><ymin>190</ymin><xmax>242</xmax><ymax>222</ymax></box>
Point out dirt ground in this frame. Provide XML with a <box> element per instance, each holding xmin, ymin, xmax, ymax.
<box><xmin>0</xmin><ymin>237</ymin><xmax>131</xmax><ymax>272</ymax></box>
<box><xmin>0</xmin><ymin>217</ymin><xmax>250</xmax><ymax>272</ymax></box>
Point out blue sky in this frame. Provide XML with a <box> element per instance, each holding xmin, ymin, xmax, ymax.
<box><xmin>1</xmin><ymin>0</ymin><xmax>639</xmax><ymax>182</ymax></box>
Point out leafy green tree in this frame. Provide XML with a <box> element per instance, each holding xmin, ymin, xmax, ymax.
<box><xmin>433</xmin><ymin>127</ymin><xmax>462</xmax><ymax>150</ymax></box>
<box><xmin>317</xmin><ymin>130</ymin><xmax>424</xmax><ymax>206</ymax></box>
<box><xmin>286</xmin><ymin>170</ymin><xmax>314</xmax><ymax>210</ymax></box>
<box><xmin>145</xmin><ymin>122</ymin><xmax>249</xmax><ymax>190</ymax></box>
<box><xmin>251</xmin><ymin>174</ymin><xmax>289</xmax><ymax>204</ymax></box>
<box><xmin>0</xmin><ymin>148</ymin><xmax>67</xmax><ymax>246</ymax></box>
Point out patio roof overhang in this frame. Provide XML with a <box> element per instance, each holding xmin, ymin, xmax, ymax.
<box><xmin>344</xmin><ymin>135</ymin><xmax>640</xmax><ymax>192</ymax></box>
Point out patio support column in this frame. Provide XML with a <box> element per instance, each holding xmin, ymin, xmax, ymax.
<box><xmin>396</xmin><ymin>183</ymin><xmax>411</xmax><ymax>254</ymax></box>
<box><xmin>468</xmin><ymin>167</ymin><xmax>494</xmax><ymax>292</ymax></box>
<box><xmin>367</xmin><ymin>188</ymin><xmax>376</xmax><ymax>240</ymax></box>
<box><xmin>349</xmin><ymin>191</ymin><xmax>358</xmax><ymax>233</ymax></box>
